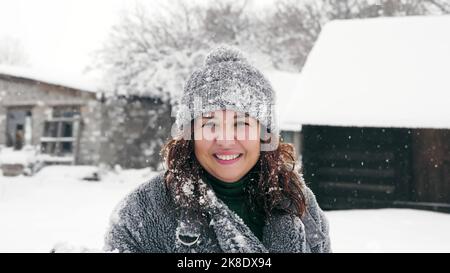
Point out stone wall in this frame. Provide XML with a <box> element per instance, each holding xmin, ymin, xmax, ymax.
<box><xmin>99</xmin><ymin>96</ymin><xmax>173</xmax><ymax>170</ymax></box>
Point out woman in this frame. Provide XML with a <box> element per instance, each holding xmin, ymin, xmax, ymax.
<box><xmin>104</xmin><ymin>46</ymin><xmax>331</xmax><ymax>253</ymax></box>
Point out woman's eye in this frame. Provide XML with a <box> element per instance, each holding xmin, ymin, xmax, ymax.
<box><xmin>202</xmin><ymin>122</ymin><xmax>215</xmax><ymax>128</ymax></box>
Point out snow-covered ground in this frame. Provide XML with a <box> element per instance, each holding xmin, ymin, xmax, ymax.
<box><xmin>0</xmin><ymin>165</ymin><xmax>155</xmax><ymax>252</ymax></box>
<box><xmin>1</xmin><ymin>166</ymin><xmax>449</xmax><ymax>253</ymax></box>
<box><xmin>326</xmin><ymin>209</ymin><xmax>450</xmax><ymax>253</ymax></box>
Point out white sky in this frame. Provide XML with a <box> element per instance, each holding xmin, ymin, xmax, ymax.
<box><xmin>0</xmin><ymin>0</ymin><xmax>274</xmax><ymax>80</ymax></box>
<box><xmin>0</xmin><ymin>0</ymin><xmax>132</xmax><ymax>78</ymax></box>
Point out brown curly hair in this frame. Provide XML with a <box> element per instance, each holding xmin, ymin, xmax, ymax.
<box><xmin>161</xmin><ymin>124</ymin><xmax>307</xmax><ymax>218</ymax></box>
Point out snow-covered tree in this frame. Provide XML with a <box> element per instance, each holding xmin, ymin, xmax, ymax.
<box><xmin>251</xmin><ymin>0</ymin><xmax>323</xmax><ymax>71</ymax></box>
<box><xmin>94</xmin><ymin>0</ymin><xmax>259</xmax><ymax>104</ymax></box>
<box><xmin>321</xmin><ymin>0</ymin><xmax>450</xmax><ymax>19</ymax></box>
<box><xmin>253</xmin><ymin>0</ymin><xmax>450</xmax><ymax>72</ymax></box>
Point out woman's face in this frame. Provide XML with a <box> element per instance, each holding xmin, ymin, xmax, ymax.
<box><xmin>194</xmin><ymin>110</ymin><xmax>261</xmax><ymax>183</ymax></box>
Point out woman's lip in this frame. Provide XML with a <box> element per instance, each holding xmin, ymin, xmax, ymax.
<box><xmin>214</xmin><ymin>151</ymin><xmax>243</xmax><ymax>155</ymax></box>
<box><xmin>213</xmin><ymin>154</ymin><xmax>243</xmax><ymax>165</ymax></box>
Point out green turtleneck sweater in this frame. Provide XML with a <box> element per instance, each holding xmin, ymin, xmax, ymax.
<box><xmin>202</xmin><ymin>171</ymin><xmax>265</xmax><ymax>241</ymax></box>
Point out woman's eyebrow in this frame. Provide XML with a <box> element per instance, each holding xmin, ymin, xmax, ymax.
<box><xmin>201</xmin><ymin>113</ymin><xmax>248</xmax><ymax>122</ymax></box>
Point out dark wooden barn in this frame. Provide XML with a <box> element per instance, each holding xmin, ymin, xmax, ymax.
<box><xmin>302</xmin><ymin>126</ymin><xmax>450</xmax><ymax>212</ymax></box>
<box><xmin>282</xmin><ymin>16</ymin><xmax>450</xmax><ymax>213</ymax></box>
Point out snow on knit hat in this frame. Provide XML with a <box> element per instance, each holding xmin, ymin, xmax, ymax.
<box><xmin>175</xmin><ymin>45</ymin><xmax>279</xmax><ymax>149</ymax></box>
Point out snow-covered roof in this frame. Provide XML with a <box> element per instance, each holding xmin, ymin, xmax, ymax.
<box><xmin>264</xmin><ymin>70</ymin><xmax>303</xmax><ymax>131</ymax></box>
<box><xmin>283</xmin><ymin>15</ymin><xmax>450</xmax><ymax>129</ymax></box>
<box><xmin>0</xmin><ymin>65</ymin><xmax>99</xmax><ymax>93</ymax></box>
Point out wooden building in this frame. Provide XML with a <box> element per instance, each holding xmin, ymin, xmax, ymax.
<box><xmin>0</xmin><ymin>65</ymin><xmax>171</xmax><ymax>175</ymax></box>
<box><xmin>283</xmin><ymin>16</ymin><xmax>450</xmax><ymax>212</ymax></box>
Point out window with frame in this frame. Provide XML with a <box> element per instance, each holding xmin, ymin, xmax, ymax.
<box><xmin>40</xmin><ymin>106</ymin><xmax>80</xmax><ymax>159</ymax></box>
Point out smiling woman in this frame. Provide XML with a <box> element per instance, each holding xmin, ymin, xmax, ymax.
<box><xmin>193</xmin><ymin>110</ymin><xmax>261</xmax><ymax>183</ymax></box>
<box><xmin>104</xmin><ymin>45</ymin><xmax>331</xmax><ymax>253</ymax></box>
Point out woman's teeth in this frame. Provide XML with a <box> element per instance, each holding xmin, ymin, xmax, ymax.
<box><xmin>215</xmin><ymin>154</ymin><xmax>241</xmax><ymax>160</ymax></box>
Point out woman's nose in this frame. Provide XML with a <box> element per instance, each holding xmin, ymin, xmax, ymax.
<box><xmin>215</xmin><ymin>123</ymin><xmax>236</xmax><ymax>141</ymax></box>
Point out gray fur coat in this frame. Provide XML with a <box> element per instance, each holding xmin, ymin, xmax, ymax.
<box><xmin>104</xmin><ymin>172</ymin><xmax>331</xmax><ymax>253</ymax></box>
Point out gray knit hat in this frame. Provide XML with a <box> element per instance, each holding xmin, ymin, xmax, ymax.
<box><xmin>175</xmin><ymin>45</ymin><xmax>279</xmax><ymax>149</ymax></box>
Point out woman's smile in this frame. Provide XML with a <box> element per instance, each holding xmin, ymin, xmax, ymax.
<box><xmin>213</xmin><ymin>152</ymin><xmax>243</xmax><ymax>165</ymax></box>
